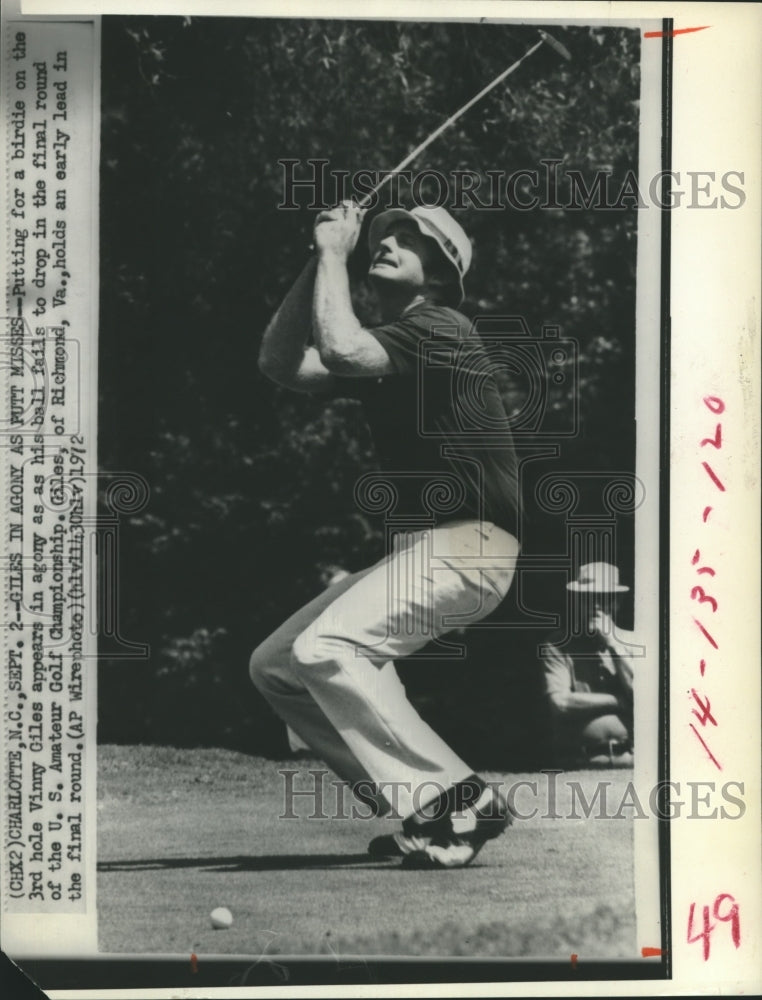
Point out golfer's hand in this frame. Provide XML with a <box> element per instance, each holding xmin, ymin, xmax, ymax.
<box><xmin>594</xmin><ymin>610</ymin><xmax>634</xmax><ymax>666</ymax></box>
<box><xmin>591</xmin><ymin>609</ymin><xmax>615</xmax><ymax>641</ymax></box>
<box><xmin>313</xmin><ymin>200</ymin><xmax>365</xmax><ymax>258</ymax></box>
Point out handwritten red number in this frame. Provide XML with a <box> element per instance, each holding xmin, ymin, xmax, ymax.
<box><xmin>701</xmin><ymin>423</ymin><xmax>722</xmax><ymax>449</ymax></box>
<box><xmin>687</xmin><ymin>895</ymin><xmax>740</xmax><ymax>960</ymax></box>
<box><xmin>691</xmin><ymin>551</ymin><xmax>716</xmax><ymax>576</ymax></box>
<box><xmin>691</xmin><ymin>689</ymin><xmax>717</xmax><ymax>727</ymax></box>
<box><xmin>687</xmin><ymin>902</ymin><xmax>714</xmax><ymax>961</ymax></box>
<box><xmin>689</xmin><ymin>722</ymin><xmax>722</xmax><ymax>769</ymax></box>
<box><xmin>693</xmin><ymin>618</ymin><xmax>718</xmax><ymax>649</ymax></box>
<box><xmin>691</xmin><ymin>586</ymin><xmax>718</xmax><ymax>613</ymax></box>
<box><xmin>714</xmin><ymin>894</ymin><xmax>741</xmax><ymax>949</ymax></box>
<box><xmin>701</xmin><ymin>462</ymin><xmax>726</xmax><ymax>491</ymax></box>
<box><xmin>703</xmin><ymin>395</ymin><xmax>725</xmax><ymax>415</ymax></box>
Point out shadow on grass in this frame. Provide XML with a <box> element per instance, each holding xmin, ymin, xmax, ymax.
<box><xmin>99</xmin><ymin>852</ymin><xmax>393</xmax><ymax>873</ymax></box>
<box><xmin>99</xmin><ymin>853</ymin><xmax>493</xmax><ymax>873</ymax></box>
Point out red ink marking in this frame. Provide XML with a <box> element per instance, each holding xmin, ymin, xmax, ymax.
<box><xmin>703</xmin><ymin>395</ymin><xmax>725</xmax><ymax>414</ymax></box>
<box><xmin>701</xmin><ymin>462</ymin><xmax>725</xmax><ymax>491</ymax></box>
<box><xmin>699</xmin><ymin>658</ymin><xmax>706</xmax><ymax>677</ymax></box>
<box><xmin>701</xmin><ymin>423</ymin><xmax>722</xmax><ymax>449</ymax></box>
<box><xmin>691</xmin><ymin>552</ymin><xmax>714</xmax><ymax>576</ymax></box>
<box><xmin>691</xmin><ymin>688</ymin><xmax>717</xmax><ymax>727</ymax></box>
<box><xmin>702</xmin><ymin>506</ymin><xmax>712</xmax><ymax>522</ymax></box>
<box><xmin>570</xmin><ymin>953</ymin><xmax>578</xmax><ymax>969</ymax></box>
<box><xmin>693</xmin><ymin>618</ymin><xmax>718</xmax><ymax>649</ymax></box>
<box><xmin>641</xmin><ymin>946</ymin><xmax>662</xmax><ymax>957</ymax></box>
<box><xmin>644</xmin><ymin>26</ymin><xmax>711</xmax><ymax>38</ymax></box>
<box><xmin>689</xmin><ymin>723</ymin><xmax>722</xmax><ymax>770</ymax></box>
<box><xmin>715</xmin><ymin>893</ymin><xmax>741</xmax><ymax>949</ymax></box>
<box><xmin>691</xmin><ymin>585</ymin><xmax>718</xmax><ymax>613</ymax></box>
<box><xmin>190</xmin><ymin>953</ymin><xmax>198</xmax><ymax>974</ymax></box>
<box><xmin>688</xmin><ymin>901</ymin><xmax>714</xmax><ymax>960</ymax></box>
<box><xmin>690</xmin><ymin>552</ymin><xmax>716</xmax><ymax>577</ymax></box>
<box><xmin>688</xmin><ymin>895</ymin><xmax>740</xmax><ymax>960</ymax></box>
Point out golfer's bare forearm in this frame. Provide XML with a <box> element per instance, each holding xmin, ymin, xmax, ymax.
<box><xmin>549</xmin><ymin>691</ymin><xmax>621</xmax><ymax>718</ymax></box>
<box><xmin>258</xmin><ymin>257</ymin><xmax>317</xmax><ymax>380</ymax></box>
<box><xmin>312</xmin><ymin>251</ymin><xmax>364</xmax><ymax>369</ymax></box>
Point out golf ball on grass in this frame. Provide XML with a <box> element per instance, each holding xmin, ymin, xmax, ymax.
<box><xmin>210</xmin><ymin>906</ymin><xmax>233</xmax><ymax>929</ymax></box>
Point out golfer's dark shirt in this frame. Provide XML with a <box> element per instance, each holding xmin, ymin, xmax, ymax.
<box><xmin>334</xmin><ymin>302</ymin><xmax>521</xmax><ymax>534</ymax></box>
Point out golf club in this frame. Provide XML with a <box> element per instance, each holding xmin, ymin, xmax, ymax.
<box><xmin>358</xmin><ymin>28</ymin><xmax>572</xmax><ymax>209</ymax></box>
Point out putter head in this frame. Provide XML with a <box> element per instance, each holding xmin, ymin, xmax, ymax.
<box><xmin>538</xmin><ymin>29</ymin><xmax>572</xmax><ymax>61</ymax></box>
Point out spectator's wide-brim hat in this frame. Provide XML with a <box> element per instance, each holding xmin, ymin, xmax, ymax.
<box><xmin>368</xmin><ymin>205</ymin><xmax>472</xmax><ymax>307</ymax></box>
<box><xmin>567</xmin><ymin>562</ymin><xmax>630</xmax><ymax>593</ymax></box>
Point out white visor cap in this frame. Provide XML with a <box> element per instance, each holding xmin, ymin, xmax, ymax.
<box><xmin>368</xmin><ymin>205</ymin><xmax>472</xmax><ymax>307</ymax></box>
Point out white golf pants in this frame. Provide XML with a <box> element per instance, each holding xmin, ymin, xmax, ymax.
<box><xmin>249</xmin><ymin>520</ymin><xmax>519</xmax><ymax>818</ymax></box>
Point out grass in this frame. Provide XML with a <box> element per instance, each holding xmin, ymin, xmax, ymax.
<box><xmin>97</xmin><ymin>744</ymin><xmax>637</xmax><ymax>958</ymax></box>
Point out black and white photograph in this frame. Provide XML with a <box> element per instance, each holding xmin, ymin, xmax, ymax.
<box><xmin>95</xmin><ymin>11</ymin><xmax>660</xmax><ymax>971</ymax></box>
<box><xmin>1</xmin><ymin>1</ymin><xmax>760</xmax><ymax>997</ymax></box>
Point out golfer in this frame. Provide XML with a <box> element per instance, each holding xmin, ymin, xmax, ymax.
<box><xmin>251</xmin><ymin>200</ymin><xmax>521</xmax><ymax>868</ymax></box>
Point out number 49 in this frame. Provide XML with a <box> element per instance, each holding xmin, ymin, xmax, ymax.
<box><xmin>687</xmin><ymin>894</ymin><xmax>740</xmax><ymax>960</ymax></box>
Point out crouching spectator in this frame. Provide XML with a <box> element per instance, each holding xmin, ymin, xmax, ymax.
<box><xmin>541</xmin><ymin>562</ymin><xmax>637</xmax><ymax>767</ymax></box>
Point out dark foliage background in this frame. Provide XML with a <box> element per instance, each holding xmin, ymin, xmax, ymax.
<box><xmin>98</xmin><ymin>17</ymin><xmax>641</xmax><ymax>767</ymax></box>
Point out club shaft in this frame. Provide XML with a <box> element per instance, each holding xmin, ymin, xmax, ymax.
<box><xmin>359</xmin><ymin>37</ymin><xmax>545</xmax><ymax>208</ymax></box>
